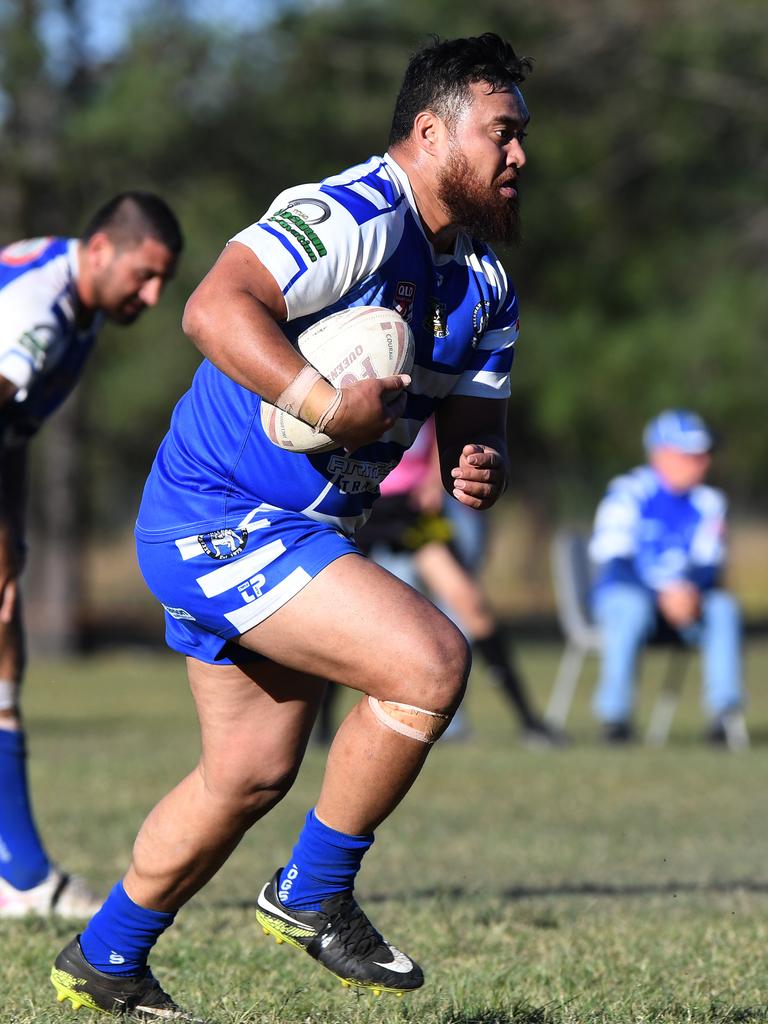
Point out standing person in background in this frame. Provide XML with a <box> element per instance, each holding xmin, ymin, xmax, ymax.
<box><xmin>318</xmin><ymin>418</ymin><xmax>566</xmax><ymax>748</ymax></box>
<box><xmin>590</xmin><ymin>410</ymin><xmax>745</xmax><ymax>744</ymax></box>
<box><xmin>0</xmin><ymin>193</ymin><xmax>182</xmax><ymax>917</ymax></box>
<box><xmin>52</xmin><ymin>32</ymin><xmax>530</xmax><ymax>1018</ymax></box>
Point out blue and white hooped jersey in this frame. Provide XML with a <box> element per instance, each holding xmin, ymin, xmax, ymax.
<box><xmin>137</xmin><ymin>154</ymin><xmax>519</xmax><ymax>540</ymax></box>
<box><xmin>589</xmin><ymin>466</ymin><xmax>727</xmax><ymax>592</ymax></box>
<box><xmin>0</xmin><ymin>236</ymin><xmax>98</xmax><ymax>447</ymax></box>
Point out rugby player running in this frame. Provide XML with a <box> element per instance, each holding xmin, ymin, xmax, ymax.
<box><xmin>52</xmin><ymin>33</ymin><xmax>530</xmax><ymax>1019</ymax></box>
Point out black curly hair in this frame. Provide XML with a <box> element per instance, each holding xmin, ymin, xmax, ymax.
<box><xmin>389</xmin><ymin>32</ymin><xmax>532</xmax><ymax>146</ymax></box>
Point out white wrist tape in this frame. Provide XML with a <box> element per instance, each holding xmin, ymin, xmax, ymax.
<box><xmin>367</xmin><ymin>696</ymin><xmax>450</xmax><ymax>744</ymax></box>
<box><xmin>274</xmin><ymin>365</ymin><xmax>324</xmax><ymax>422</ymax></box>
<box><xmin>0</xmin><ymin>679</ymin><xmax>19</xmax><ymax>712</ymax></box>
<box><xmin>313</xmin><ymin>389</ymin><xmax>343</xmax><ymax>435</ymax></box>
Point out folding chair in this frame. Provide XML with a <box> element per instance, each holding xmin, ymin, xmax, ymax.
<box><xmin>543</xmin><ymin>528</ymin><xmax>737</xmax><ymax>746</ymax></box>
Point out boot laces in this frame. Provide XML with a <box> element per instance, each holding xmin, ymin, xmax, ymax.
<box><xmin>328</xmin><ymin>896</ymin><xmax>383</xmax><ymax>958</ymax></box>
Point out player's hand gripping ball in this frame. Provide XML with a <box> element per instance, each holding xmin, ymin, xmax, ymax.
<box><xmin>260</xmin><ymin>306</ymin><xmax>414</xmax><ymax>453</ymax></box>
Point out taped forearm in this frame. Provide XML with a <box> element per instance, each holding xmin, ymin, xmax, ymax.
<box><xmin>274</xmin><ymin>364</ymin><xmax>341</xmax><ymax>433</ymax></box>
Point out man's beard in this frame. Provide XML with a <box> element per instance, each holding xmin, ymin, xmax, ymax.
<box><xmin>436</xmin><ymin>147</ymin><xmax>521</xmax><ymax>246</ymax></box>
<box><xmin>108</xmin><ymin>304</ymin><xmax>144</xmax><ymax>325</ymax></box>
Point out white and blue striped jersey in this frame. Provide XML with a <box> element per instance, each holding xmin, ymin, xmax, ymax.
<box><xmin>137</xmin><ymin>154</ymin><xmax>519</xmax><ymax>539</ymax></box>
<box><xmin>0</xmin><ymin>236</ymin><xmax>98</xmax><ymax>447</ymax></box>
<box><xmin>589</xmin><ymin>466</ymin><xmax>727</xmax><ymax>593</ymax></box>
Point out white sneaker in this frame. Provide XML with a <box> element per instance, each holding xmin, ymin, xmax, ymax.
<box><xmin>0</xmin><ymin>865</ymin><xmax>101</xmax><ymax>918</ymax></box>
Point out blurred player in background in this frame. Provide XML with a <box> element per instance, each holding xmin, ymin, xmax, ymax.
<box><xmin>317</xmin><ymin>417</ymin><xmax>566</xmax><ymax>748</ymax></box>
<box><xmin>590</xmin><ymin>410</ymin><xmax>745</xmax><ymax>744</ymax></box>
<box><xmin>52</xmin><ymin>33</ymin><xmax>531</xmax><ymax>1017</ymax></box>
<box><xmin>0</xmin><ymin>193</ymin><xmax>181</xmax><ymax>918</ymax></box>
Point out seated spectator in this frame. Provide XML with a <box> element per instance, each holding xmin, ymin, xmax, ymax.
<box><xmin>589</xmin><ymin>410</ymin><xmax>744</xmax><ymax>744</ymax></box>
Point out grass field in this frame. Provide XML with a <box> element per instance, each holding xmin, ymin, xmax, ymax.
<box><xmin>4</xmin><ymin>642</ymin><xmax>768</xmax><ymax>1024</ymax></box>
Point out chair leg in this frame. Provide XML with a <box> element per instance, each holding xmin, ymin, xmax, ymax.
<box><xmin>645</xmin><ymin>650</ymin><xmax>689</xmax><ymax>746</ymax></box>
<box><xmin>722</xmin><ymin>710</ymin><xmax>750</xmax><ymax>752</ymax></box>
<box><xmin>546</xmin><ymin>643</ymin><xmax>586</xmax><ymax>728</ymax></box>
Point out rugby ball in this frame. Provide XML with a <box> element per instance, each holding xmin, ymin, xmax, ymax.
<box><xmin>261</xmin><ymin>306</ymin><xmax>414</xmax><ymax>453</ymax></box>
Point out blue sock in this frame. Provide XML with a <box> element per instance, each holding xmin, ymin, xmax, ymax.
<box><xmin>79</xmin><ymin>881</ymin><xmax>175</xmax><ymax>976</ymax></box>
<box><xmin>0</xmin><ymin>728</ymin><xmax>50</xmax><ymax>890</ymax></box>
<box><xmin>278</xmin><ymin>808</ymin><xmax>374</xmax><ymax>911</ymax></box>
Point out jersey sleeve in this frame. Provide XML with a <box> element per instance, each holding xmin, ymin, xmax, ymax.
<box><xmin>0</xmin><ymin>283</ymin><xmax>59</xmax><ymax>395</ymax></box>
<box><xmin>589</xmin><ymin>474</ymin><xmax>642</xmax><ymax>564</ymax></box>
<box><xmin>230</xmin><ymin>184</ymin><xmax>391</xmax><ymax>322</ymax></box>
<box><xmin>451</xmin><ymin>254</ymin><xmax>518</xmax><ymax>400</ymax></box>
<box><xmin>689</xmin><ymin>487</ymin><xmax>728</xmax><ymax>568</ymax></box>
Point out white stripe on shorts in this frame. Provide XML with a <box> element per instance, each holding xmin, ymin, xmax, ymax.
<box><xmin>224</xmin><ymin>567</ymin><xmax>312</xmax><ymax>632</ymax></box>
<box><xmin>195</xmin><ymin>540</ymin><xmax>286</xmax><ymax>598</ymax></box>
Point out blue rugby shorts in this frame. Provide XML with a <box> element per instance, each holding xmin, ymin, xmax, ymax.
<box><xmin>136</xmin><ymin>506</ymin><xmax>360</xmax><ymax>665</ymax></box>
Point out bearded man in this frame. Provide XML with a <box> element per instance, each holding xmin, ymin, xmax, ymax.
<box><xmin>52</xmin><ymin>33</ymin><xmax>530</xmax><ymax>1019</ymax></box>
<box><xmin>0</xmin><ymin>192</ymin><xmax>181</xmax><ymax>920</ymax></box>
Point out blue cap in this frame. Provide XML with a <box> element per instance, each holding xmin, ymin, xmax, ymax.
<box><xmin>643</xmin><ymin>410</ymin><xmax>713</xmax><ymax>454</ymax></box>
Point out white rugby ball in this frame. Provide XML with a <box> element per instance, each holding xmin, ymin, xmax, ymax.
<box><xmin>261</xmin><ymin>306</ymin><xmax>414</xmax><ymax>453</ymax></box>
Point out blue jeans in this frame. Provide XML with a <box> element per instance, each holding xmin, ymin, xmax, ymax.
<box><xmin>592</xmin><ymin>584</ymin><xmax>743</xmax><ymax>724</ymax></box>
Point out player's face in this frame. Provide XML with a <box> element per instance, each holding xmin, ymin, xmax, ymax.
<box><xmin>651</xmin><ymin>447</ymin><xmax>712</xmax><ymax>492</ymax></box>
<box><xmin>436</xmin><ymin>81</ymin><xmax>528</xmax><ymax>245</ymax></box>
<box><xmin>95</xmin><ymin>236</ymin><xmax>177</xmax><ymax>324</ymax></box>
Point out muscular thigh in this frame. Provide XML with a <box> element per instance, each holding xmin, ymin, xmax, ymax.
<box><xmin>188</xmin><ymin>657</ymin><xmax>327</xmax><ymax>786</ymax></box>
<box><xmin>238</xmin><ymin>553</ymin><xmax>466</xmax><ymax>702</ymax></box>
<box><xmin>136</xmin><ymin>506</ymin><xmax>467</xmax><ymax>704</ymax></box>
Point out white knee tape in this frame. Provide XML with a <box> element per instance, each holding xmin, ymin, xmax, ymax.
<box><xmin>0</xmin><ymin>680</ymin><xmax>19</xmax><ymax>713</ymax></box>
<box><xmin>367</xmin><ymin>696</ymin><xmax>450</xmax><ymax>744</ymax></box>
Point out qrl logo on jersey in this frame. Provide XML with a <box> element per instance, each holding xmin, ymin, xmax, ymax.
<box><xmin>394</xmin><ymin>281</ymin><xmax>416</xmax><ymax>322</ymax></box>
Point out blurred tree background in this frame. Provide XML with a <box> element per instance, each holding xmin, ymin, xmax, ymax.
<box><xmin>0</xmin><ymin>0</ymin><xmax>765</xmax><ymax>644</ymax></box>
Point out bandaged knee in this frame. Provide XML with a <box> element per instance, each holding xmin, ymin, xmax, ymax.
<box><xmin>367</xmin><ymin>696</ymin><xmax>450</xmax><ymax>743</ymax></box>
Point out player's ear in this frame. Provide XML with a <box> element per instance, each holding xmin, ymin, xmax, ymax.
<box><xmin>84</xmin><ymin>231</ymin><xmax>115</xmax><ymax>271</ymax></box>
<box><xmin>412</xmin><ymin>110</ymin><xmax>446</xmax><ymax>156</ymax></box>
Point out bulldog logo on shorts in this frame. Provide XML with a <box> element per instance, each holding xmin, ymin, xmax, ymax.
<box><xmin>198</xmin><ymin>529</ymin><xmax>248</xmax><ymax>560</ymax></box>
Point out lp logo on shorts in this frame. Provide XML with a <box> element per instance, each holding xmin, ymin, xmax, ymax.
<box><xmin>198</xmin><ymin>529</ymin><xmax>248</xmax><ymax>560</ymax></box>
<box><xmin>238</xmin><ymin>573</ymin><xmax>266</xmax><ymax>603</ymax></box>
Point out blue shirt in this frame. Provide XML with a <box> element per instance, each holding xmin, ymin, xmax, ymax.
<box><xmin>589</xmin><ymin>465</ymin><xmax>727</xmax><ymax>593</ymax></box>
<box><xmin>0</xmin><ymin>236</ymin><xmax>99</xmax><ymax>448</ymax></box>
<box><xmin>137</xmin><ymin>154</ymin><xmax>519</xmax><ymax>540</ymax></box>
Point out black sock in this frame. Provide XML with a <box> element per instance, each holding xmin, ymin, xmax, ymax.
<box><xmin>474</xmin><ymin>632</ymin><xmax>537</xmax><ymax>726</ymax></box>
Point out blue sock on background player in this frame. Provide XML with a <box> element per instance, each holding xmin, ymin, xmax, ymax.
<box><xmin>79</xmin><ymin>881</ymin><xmax>175</xmax><ymax>976</ymax></box>
<box><xmin>277</xmin><ymin>807</ymin><xmax>374</xmax><ymax>911</ymax></box>
<box><xmin>0</xmin><ymin>727</ymin><xmax>50</xmax><ymax>890</ymax></box>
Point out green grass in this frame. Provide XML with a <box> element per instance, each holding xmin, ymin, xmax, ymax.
<box><xmin>3</xmin><ymin>641</ymin><xmax>768</xmax><ymax>1023</ymax></box>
